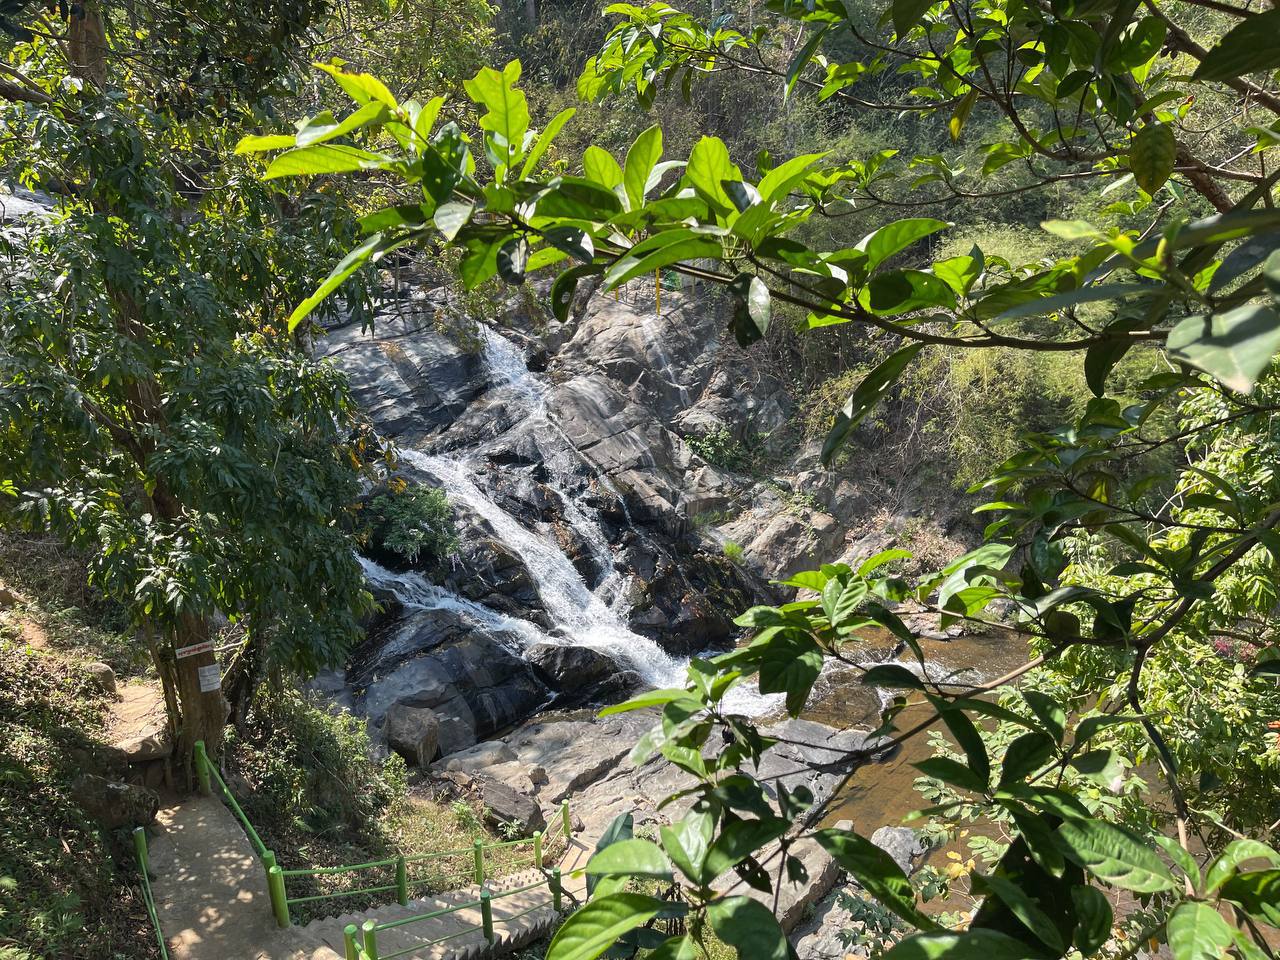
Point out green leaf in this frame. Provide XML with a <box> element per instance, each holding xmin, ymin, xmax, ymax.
<box><xmin>707</xmin><ymin>897</ymin><xmax>789</xmax><ymax>960</ymax></box>
<box><xmin>785</xmin><ymin>25</ymin><xmax>831</xmax><ymax>101</ymax></box>
<box><xmin>859</xmin><ymin>218</ymin><xmax>950</xmax><ymax>271</ymax></box>
<box><xmin>1070</xmin><ymin>886</ymin><xmax>1113</xmax><ymax>953</ymax></box>
<box><xmin>497</xmin><ymin>236</ymin><xmax>530</xmax><ymax>284</ymax></box>
<box><xmin>686</xmin><ymin>136</ymin><xmax>742</xmax><ymax>216</ymax></box>
<box><xmin>1167</xmin><ymin>901</ymin><xmax>1235</xmax><ymax>960</ymax></box>
<box><xmin>1265</xmin><ymin>249</ymin><xmax>1280</xmax><ymax>305</ymax></box>
<box><xmin>1167</xmin><ymin>304</ymin><xmax>1280</xmax><ymax>393</ymax></box>
<box><xmin>535</xmin><ymin>177</ymin><xmax>624</xmax><ymax>220</ymax></box>
<box><xmin>728</xmin><ymin>273</ymin><xmax>772</xmax><ymax>345</ymax></box>
<box><xmin>891</xmin><ymin>0</ymin><xmax>935</xmax><ymax>37</ymax></box>
<box><xmin>937</xmin><ymin>706</ymin><xmax>990</xmax><ymax>787</ymax></box>
<box><xmin>994</xmin><ymin>282</ymin><xmax>1157</xmax><ymax>322</ymax></box>
<box><xmin>1205</xmin><ymin>840</ymin><xmax>1280</xmax><ymax>894</ymax></box>
<box><xmin>970</xmin><ymin>873</ymin><xmax>1065</xmax><ymax>952</ymax></box>
<box><xmin>1021</xmin><ymin>690</ymin><xmax>1065</xmax><ymax>744</ymax></box>
<box><xmin>263</xmin><ymin>144</ymin><xmax>389</xmax><ymax>180</ymax></box>
<box><xmin>296</xmin><ymin>102</ymin><xmax>388</xmax><ymax>147</ymax></box>
<box><xmin>821</xmin><ymin>344</ymin><xmax>924</xmax><ymax>465</ymax></box>
<box><xmin>288</xmin><ymin>232</ymin><xmax>392</xmax><ymax>331</ymax></box>
<box><xmin>861</xmin><ymin>663</ymin><xmax>925</xmax><ymax>689</ymax></box>
<box><xmin>757</xmin><ymin>634</ymin><xmax>824</xmax><ymax>715</ymax></box>
<box><xmin>998</xmin><ymin>732</ymin><xmax>1055</xmax><ymax>788</ymax></box>
<box><xmin>949</xmin><ymin>88</ymin><xmax>978</xmax><ymax>142</ymax></box>
<box><xmin>550</xmin><ymin>265</ymin><xmax>603</xmax><ymax>323</ymax></box>
<box><xmin>703</xmin><ymin>816</ymin><xmax>790</xmax><ymax>882</ymax></box>
<box><xmin>521</xmin><ymin>106</ymin><xmax>577</xmax><ymax>178</ymax></box>
<box><xmin>1129</xmin><ymin>122</ymin><xmax>1176</xmax><ymax>195</ymax></box>
<box><xmin>1221</xmin><ymin>869</ymin><xmax>1280</xmax><ymax>925</ymax></box>
<box><xmin>815</xmin><ymin>828</ymin><xmax>938</xmax><ymax>929</ymax></box>
<box><xmin>605</xmin><ymin>229</ymin><xmax>723</xmax><ymax>288</ymax></box>
<box><xmin>463</xmin><ymin>60</ymin><xmax>531</xmax><ymax>172</ymax></box>
<box><xmin>316</xmin><ymin>62</ymin><xmax>399</xmax><ymax>108</ymax></box>
<box><xmin>862</xmin><ymin>270</ymin><xmax>957</xmax><ymax>315</ymax></box>
<box><xmin>623</xmin><ymin>125</ymin><xmax>663</xmax><ymax>212</ymax></box>
<box><xmin>545</xmin><ymin>893</ymin><xmax>665</xmax><ymax>960</ymax></box>
<box><xmin>586</xmin><ymin>838</ymin><xmax>672</xmax><ymax>879</ymax></box>
<box><xmin>584</xmin><ymin>145</ymin><xmax>624</xmax><ymax>189</ymax></box>
<box><xmin>235</xmin><ymin>133</ymin><xmax>297</xmax><ymax>154</ymax></box>
<box><xmin>914</xmin><ymin>756</ymin><xmax>989</xmax><ymax>793</ymax></box>
<box><xmin>434</xmin><ymin>202</ymin><xmax>474</xmax><ymax>241</ymax></box>
<box><xmin>660</xmin><ymin>811</ymin><xmax>713</xmax><ymax>885</ymax></box>
<box><xmin>1002</xmin><ymin>803</ymin><xmax>1066</xmax><ymax>877</ymax></box>
<box><xmin>1055</xmin><ymin>819</ymin><xmax>1178</xmax><ymax>892</ymax></box>
<box><xmin>880</xmin><ymin>929</ymin><xmax>1043</xmax><ymax>960</ymax></box>
<box><xmin>1193</xmin><ymin>9</ymin><xmax>1280</xmax><ymax>83</ymax></box>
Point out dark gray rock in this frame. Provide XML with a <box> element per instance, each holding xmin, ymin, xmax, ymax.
<box><xmin>870</xmin><ymin>826</ymin><xmax>927</xmax><ymax>875</ymax></box>
<box><xmin>385</xmin><ymin>703</ymin><xmax>441</xmax><ymax>767</ymax></box>
<box><xmin>70</xmin><ymin>774</ymin><xmax>159</xmax><ymax>829</ymax></box>
<box><xmin>525</xmin><ymin>643</ymin><xmax>617</xmax><ymax>688</ymax></box>
<box><xmin>84</xmin><ymin>661</ymin><xmax>117</xmax><ymax>694</ymax></box>
<box><xmin>352</xmin><ymin>609</ymin><xmax>549</xmax><ymax>757</ymax></box>
<box><xmin>476</xmin><ymin>776</ymin><xmax>547</xmax><ymax>837</ymax></box>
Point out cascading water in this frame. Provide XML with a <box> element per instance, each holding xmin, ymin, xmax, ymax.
<box><xmin>363</xmin><ymin>324</ymin><xmax>779</xmax><ymax>713</ymax></box>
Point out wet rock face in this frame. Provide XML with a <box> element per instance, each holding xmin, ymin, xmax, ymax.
<box><xmin>351</xmin><ymin>609</ymin><xmax>549</xmax><ymax>757</ymax></box>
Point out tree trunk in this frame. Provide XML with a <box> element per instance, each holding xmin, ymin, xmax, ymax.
<box><xmin>170</xmin><ymin>614</ymin><xmax>228</xmax><ymax>768</ymax></box>
<box><xmin>68</xmin><ymin>1</ymin><xmax>108</xmax><ymax>88</ymax></box>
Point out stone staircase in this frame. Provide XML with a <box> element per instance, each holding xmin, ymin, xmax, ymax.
<box><xmin>150</xmin><ymin>794</ymin><xmax>593</xmax><ymax>960</ymax></box>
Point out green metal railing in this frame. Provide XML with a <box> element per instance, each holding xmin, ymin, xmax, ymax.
<box><xmin>132</xmin><ymin>827</ymin><xmax>170</xmax><ymax>960</ymax></box>
<box><xmin>342</xmin><ymin>868</ymin><xmax>566</xmax><ymax>960</ymax></box>
<box><xmin>194</xmin><ymin>740</ymin><xmax>574</xmax><ymax>928</ymax></box>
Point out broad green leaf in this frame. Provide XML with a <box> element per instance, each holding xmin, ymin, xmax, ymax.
<box><xmin>880</xmin><ymin>929</ymin><xmax>1042</xmax><ymax>960</ymax></box>
<box><xmin>702</xmin><ymin>816</ymin><xmax>790</xmax><ymax>882</ymax></box>
<box><xmin>994</xmin><ymin>282</ymin><xmax>1158</xmax><ymax>322</ymax></box>
<box><xmin>235</xmin><ymin>133</ymin><xmax>297</xmax><ymax>154</ymax></box>
<box><xmin>1003</xmin><ymin>802</ymin><xmax>1066</xmax><ymax>877</ymax></box>
<box><xmin>861</xmin><ymin>663</ymin><xmax>924</xmax><ymax>689</ymax></box>
<box><xmin>1070</xmin><ymin>886</ymin><xmax>1112</xmax><ymax>953</ymax></box>
<box><xmin>584</xmin><ymin>145</ymin><xmax>624</xmax><ymax>189</ymax></box>
<box><xmin>521</xmin><ymin>106</ymin><xmax>577</xmax><ymax>178</ymax></box>
<box><xmin>296</xmin><ymin>102</ymin><xmax>388</xmax><ymax>147</ymax></box>
<box><xmin>1221</xmin><ymin>869</ymin><xmax>1280</xmax><ymax>925</ymax></box>
<box><xmin>316</xmin><ymin>62</ymin><xmax>399</xmax><ymax>108</ymax></box>
<box><xmin>1205</xmin><ymin>840</ymin><xmax>1280</xmax><ymax>894</ymax></box>
<box><xmin>288</xmin><ymin>232</ymin><xmax>392</xmax><ymax>331</ymax></box>
<box><xmin>1193</xmin><ymin>9</ymin><xmax>1280</xmax><ymax>82</ymax></box>
<box><xmin>937</xmin><ymin>706</ymin><xmax>990</xmax><ymax>787</ymax></box>
<box><xmin>434</xmin><ymin>202</ymin><xmax>474</xmax><ymax>241</ymax></box>
<box><xmin>858</xmin><ymin>549</ymin><xmax>913</xmax><ymax>575</ymax></box>
<box><xmin>605</xmin><ymin>230</ymin><xmax>723</xmax><ymax>288</ymax></box>
<box><xmin>463</xmin><ymin>61</ymin><xmax>531</xmax><ymax>172</ymax></box>
<box><xmin>998</xmin><ymin>732</ymin><xmax>1055</xmax><ymax>788</ymax></box>
<box><xmin>1055</xmin><ymin>819</ymin><xmax>1177</xmax><ymax>892</ymax></box>
<box><xmin>707</xmin><ymin>897</ymin><xmax>788</xmax><ymax>960</ymax></box>
<box><xmin>1167</xmin><ymin>303</ymin><xmax>1280</xmax><ymax>393</ymax></box>
<box><xmin>535</xmin><ymin>177</ymin><xmax>624</xmax><ymax>219</ymax></box>
<box><xmin>914</xmin><ymin>756</ymin><xmax>989</xmax><ymax>793</ymax></box>
<box><xmin>623</xmin><ymin>125</ymin><xmax>663</xmax><ymax>211</ymax></box>
<box><xmin>785</xmin><ymin>25</ymin><xmax>831</xmax><ymax>101</ymax></box>
<box><xmin>550</xmin><ymin>265</ymin><xmax>603</xmax><ymax>324</ymax></box>
<box><xmin>892</xmin><ymin>0</ymin><xmax>935</xmax><ymax>37</ymax></box>
<box><xmin>545</xmin><ymin>892</ymin><xmax>665</xmax><ymax>960</ymax></box>
<box><xmin>858</xmin><ymin>218</ymin><xmax>950</xmax><ymax>271</ymax></box>
<box><xmin>728</xmin><ymin>273</ymin><xmax>772</xmax><ymax>345</ymax></box>
<box><xmin>949</xmin><ymin>88</ymin><xmax>978</xmax><ymax>141</ymax></box>
<box><xmin>1022</xmin><ymin>690</ymin><xmax>1066</xmax><ymax>744</ymax></box>
<box><xmin>686</xmin><ymin>136</ymin><xmax>742</xmax><ymax>216</ymax></box>
<box><xmin>971</xmin><ymin>873</ymin><xmax>1064</xmax><ymax>952</ymax></box>
<box><xmin>861</xmin><ymin>270</ymin><xmax>957</xmax><ymax>315</ymax></box>
<box><xmin>821</xmin><ymin>344</ymin><xmax>924</xmax><ymax>464</ymax></box>
<box><xmin>757</xmin><ymin>152</ymin><xmax>827</xmax><ymax>203</ymax></box>
<box><xmin>1167</xmin><ymin>901</ymin><xmax>1234</xmax><ymax>960</ymax></box>
<box><xmin>660</xmin><ymin>810</ymin><xmax>713</xmax><ymax>885</ymax></box>
<box><xmin>263</xmin><ymin>144</ymin><xmax>389</xmax><ymax>180</ymax></box>
<box><xmin>815</xmin><ymin>829</ymin><xmax>939</xmax><ymax>929</ymax></box>
<box><xmin>1129</xmin><ymin>122</ymin><xmax>1176</xmax><ymax>195</ymax></box>
<box><xmin>586</xmin><ymin>838</ymin><xmax>672</xmax><ymax>879</ymax></box>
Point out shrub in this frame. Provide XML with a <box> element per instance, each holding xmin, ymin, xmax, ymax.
<box><xmin>364</xmin><ymin>484</ymin><xmax>459</xmax><ymax>565</ymax></box>
<box><xmin>722</xmin><ymin>540</ymin><xmax>745</xmax><ymax>565</ymax></box>
<box><xmin>686</xmin><ymin>428</ymin><xmax>765</xmax><ymax>473</ymax></box>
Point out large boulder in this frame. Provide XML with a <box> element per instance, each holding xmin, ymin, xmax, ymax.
<box><xmin>525</xmin><ymin>643</ymin><xmax>617</xmax><ymax>689</ymax></box>
<box><xmin>385</xmin><ymin>703</ymin><xmax>441</xmax><ymax>768</ymax></box>
<box><xmin>71</xmin><ymin>774</ymin><xmax>159</xmax><ymax>829</ymax></box>
<box><xmin>351</xmin><ymin>608</ymin><xmax>549</xmax><ymax>758</ymax></box>
<box><xmin>321</xmin><ymin>312</ymin><xmax>486</xmax><ymax>441</ymax></box>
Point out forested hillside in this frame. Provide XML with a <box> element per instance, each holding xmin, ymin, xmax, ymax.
<box><xmin>3</xmin><ymin>0</ymin><xmax>1280</xmax><ymax>958</ymax></box>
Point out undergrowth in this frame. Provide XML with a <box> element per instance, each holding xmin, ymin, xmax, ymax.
<box><xmin>227</xmin><ymin>687</ymin><xmax>560</xmax><ymax>925</ymax></box>
<box><xmin>0</xmin><ymin>631</ymin><xmax>156</xmax><ymax>959</ymax></box>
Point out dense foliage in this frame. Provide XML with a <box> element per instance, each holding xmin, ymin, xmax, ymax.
<box><xmin>244</xmin><ymin>0</ymin><xmax>1280</xmax><ymax>955</ymax></box>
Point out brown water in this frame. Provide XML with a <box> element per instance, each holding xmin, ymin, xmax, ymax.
<box><xmin>798</xmin><ymin>629</ymin><xmax>1030</xmax><ymax>912</ymax></box>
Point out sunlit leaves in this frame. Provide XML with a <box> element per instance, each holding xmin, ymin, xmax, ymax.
<box><xmin>1128</xmin><ymin>122</ymin><xmax>1176</xmax><ymax>195</ymax></box>
<box><xmin>546</xmin><ymin>893</ymin><xmax>666</xmax><ymax>960</ymax></box>
<box><xmin>1167</xmin><ymin>902</ymin><xmax>1235</xmax><ymax>960</ymax></box>
<box><xmin>1167</xmin><ymin>304</ymin><xmax>1280</xmax><ymax>393</ymax></box>
<box><xmin>821</xmin><ymin>344</ymin><xmax>924</xmax><ymax>464</ymax></box>
<box><xmin>1193</xmin><ymin>8</ymin><xmax>1280</xmax><ymax>82</ymax></box>
<box><xmin>463</xmin><ymin>60</ymin><xmax>531</xmax><ymax>175</ymax></box>
<box><xmin>815</xmin><ymin>829</ymin><xmax>938</xmax><ymax>929</ymax></box>
<box><xmin>263</xmin><ymin>144</ymin><xmax>390</xmax><ymax>180</ymax></box>
<box><xmin>1055</xmin><ymin>819</ymin><xmax>1178</xmax><ymax>893</ymax></box>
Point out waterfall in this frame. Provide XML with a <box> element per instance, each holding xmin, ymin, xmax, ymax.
<box><xmin>366</xmin><ymin>325</ymin><xmax>779</xmax><ymax>714</ymax></box>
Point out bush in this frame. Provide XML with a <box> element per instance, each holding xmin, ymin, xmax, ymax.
<box><xmin>364</xmin><ymin>483</ymin><xmax>459</xmax><ymax>565</ymax></box>
<box><xmin>686</xmin><ymin>428</ymin><xmax>765</xmax><ymax>473</ymax></box>
<box><xmin>722</xmin><ymin>540</ymin><xmax>745</xmax><ymax>565</ymax></box>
